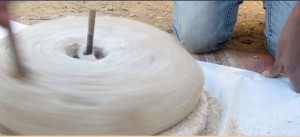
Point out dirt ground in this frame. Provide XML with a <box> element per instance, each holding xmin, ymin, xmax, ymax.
<box><xmin>8</xmin><ymin>1</ymin><xmax>267</xmax><ymax>54</ymax></box>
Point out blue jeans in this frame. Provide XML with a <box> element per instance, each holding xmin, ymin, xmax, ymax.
<box><xmin>172</xmin><ymin>1</ymin><xmax>298</xmax><ymax>57</ymax></box>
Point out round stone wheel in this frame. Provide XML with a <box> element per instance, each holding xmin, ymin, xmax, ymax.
<box><xmin>0</xmin><ymin>16</ymin><xmax>204</xmax><ymax>135</ymax></box>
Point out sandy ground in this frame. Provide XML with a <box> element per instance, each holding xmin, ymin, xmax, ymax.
<box><xmin>8</xmin><ymin>1</ymin><xmax>267</xmax><ymax>54</ymax></box>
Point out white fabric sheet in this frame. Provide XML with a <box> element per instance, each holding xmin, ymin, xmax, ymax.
<box><xmin>198</xmin><ymin>61</ymin><xmax>300</xmax><ymax>136</ymax></box>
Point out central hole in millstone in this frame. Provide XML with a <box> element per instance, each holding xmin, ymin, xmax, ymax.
<box><xmin>65</xmin><ymin>43</ymin><xmax>106</xmax><ymax>60</ymax></box>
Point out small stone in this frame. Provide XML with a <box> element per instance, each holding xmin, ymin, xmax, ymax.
<box><xmin>20</xmin><ymin>16</ymin><xmax>26</xmax><ymax>19</ymax></box>
<box><xmin>167</xmin><ymin>29</ymin><xmax>173</xmax><ymax>33</ymax></box>
<box><xmin>107</xmin><ymin>6</ymin><xmax>114</xmax><ymax>11</ymax></box>
<box><xmin>149</xmin><ymin>14</ymin><xmax>154</xmax><ymax>19</ymax></box>
<box><xmin>121</xmin><ymin>8</ymin><xmax>128</xmax><ymax>11</ymax></box>
<box><xmin>253</xmin><ymin>55</ymin><xmax>259</xmax><ymax>59</ymax></box>
<box><xmin>129</xmin><ymin>13</ymin><xmax>135</xmax><ymax>17</ymax></box>
<box><xmin>156</xmin><ymin>16</ymin><xmax>163</xmax><ymax>19</ymax></box>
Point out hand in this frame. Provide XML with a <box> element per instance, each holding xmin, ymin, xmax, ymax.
<box><xmin>0</xmin><ymin>1</ymin><xmax>10</xmax><ymax>29</ymax></box>
<box><xmin>263</xmin><ymin>2</ymin><xmax>300</xmax><ymax>93</ymax></box>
